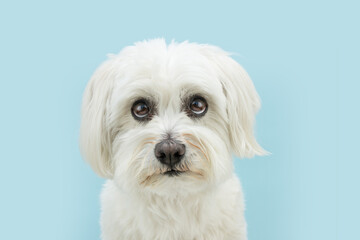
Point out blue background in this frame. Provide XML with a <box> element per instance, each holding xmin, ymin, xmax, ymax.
<box><xmin>1</xmin><ymin>1</ymin><xmax>359</xmax><ymax>239</ymax></box>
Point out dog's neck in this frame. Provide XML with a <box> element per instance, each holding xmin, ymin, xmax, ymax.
<box><xmin>124</xmin><ymin>184</ymin><xmax>218</xmax><ymax>227</ymax></box>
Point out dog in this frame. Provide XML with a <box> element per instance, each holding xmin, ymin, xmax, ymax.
<box><xmin>80</xmin><ymin>39</ymin><xmax>266</xmax><ymax>240</ymax></box>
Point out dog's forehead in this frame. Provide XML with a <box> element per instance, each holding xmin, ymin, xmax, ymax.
<box><xmin>118</xmin><ymin>50</ymin><xmax>223</xmax><ymax>100</ymax></box>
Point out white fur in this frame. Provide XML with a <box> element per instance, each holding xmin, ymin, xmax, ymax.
<box><xmin>80</xmin><ymin>39</ymin><xmax>266</xmax><ymax>240</ymax></box>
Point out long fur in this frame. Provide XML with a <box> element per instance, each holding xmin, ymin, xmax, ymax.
<box><xmin>80</xmin><ymin>39</ymin><xmax>266</xmax><ymax>240</ymax></box>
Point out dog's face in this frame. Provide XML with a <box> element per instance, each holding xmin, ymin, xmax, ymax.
<box><xmin>80</xmin><ymin>40</ymin><xmax>265</xmax><ymax>196</ymax></box>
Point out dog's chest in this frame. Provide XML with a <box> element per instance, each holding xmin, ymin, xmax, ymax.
<box><xmin>124</xmin><ymin>198</ymin><xmax>236</xmax><ymax>239</ymax></box>
<box><xmin>140</xmin><ymin>197</ymin><xmax>207</xmax><ymax>238</ymax></box>
<box><xmin>100</xmin><ymin>179</ymin><xmax>246</xmax><ymax>240</ymax></box>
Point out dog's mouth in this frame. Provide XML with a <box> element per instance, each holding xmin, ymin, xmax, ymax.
<box><xmin>163</xmin><ymin>169</ymin><xmax>185</xmax><ymax>177</ymax></box>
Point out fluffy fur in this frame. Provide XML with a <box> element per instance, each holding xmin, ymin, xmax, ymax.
<box><xmin>80</xmin><ymin>39</ymin><xmax>265</xmax><ymax>240</ymax></box>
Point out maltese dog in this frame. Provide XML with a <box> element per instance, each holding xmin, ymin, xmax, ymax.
<box><xmin>80</xmin><ymin>39</ymin><xmax>265</xmax><ymax>240</ymax></box>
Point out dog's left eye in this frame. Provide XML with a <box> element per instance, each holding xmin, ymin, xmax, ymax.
<box><xmin>131</xmin><ymin>100</ymin><xmax>150</xmax><ymax>120</ymax></box>
<box><xmin>189</xmin><ymin>96</ymin><xmax>208</xmax><ymax>117</ymax></box>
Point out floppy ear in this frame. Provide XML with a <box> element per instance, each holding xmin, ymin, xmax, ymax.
<box><xmin>204</xmin><ymin>47</ymin><xmax>267</xmax><ymax>158</ymax></box>
<box><xmin>80</xmin><ymin>58</ymin><xmax>118</xmax><ymax>178</ymax></box>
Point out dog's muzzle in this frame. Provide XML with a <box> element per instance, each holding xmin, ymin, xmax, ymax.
<box><xmin>154</xmin><ymin>140</ymin><xmax>186</xmax><ymax>168</ymax></box>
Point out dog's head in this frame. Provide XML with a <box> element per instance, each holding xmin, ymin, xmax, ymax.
<box><xmin>80</xmin><ymin>39</ymin><xmax>265</xmax><ymax>195</ymax></box>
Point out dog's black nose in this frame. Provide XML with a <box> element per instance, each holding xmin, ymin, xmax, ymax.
<box><xmin>154</xmin><ymin>140</ymin><xmax>186</xmax><ymax>167</ymax></box>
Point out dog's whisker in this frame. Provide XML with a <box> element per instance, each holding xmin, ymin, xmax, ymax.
<box><xmin>182</xmin><ymin>134</ymin><xmax>210</xmax><ymax>159</ymax></box>
<box><xmin>184</xmin><ymin>139</ymin><xmax>210</xmax><ymax>163</ymax></box>
<box><xmin>190</xmin><ymin>169</ymin><xmax>204</xmax><ymax>177</ymax></box>
<box><xmin>137</xmin><ymin>144</ymin><xmax>159</xmax><ymax>184</ymax></box>
<box><xmin>181</xmin><ymin>133</ymin><xmax>194</xmax><ymax>137</ymax></box>
<box><xmin>140</xmin><ymin>175</ymin><xmax>152</xmax><ymax>185</ymax></box>
<box><xmin>184</xmin><ymin>161</ymin><xmax>191</xmax><ymax>172</ymax></box>
<box><xmin>143</xmin><ymin>137</ymin><xmax>156</xmax><ymax>141</ymax></box>
<box><xmin>146</xmin><ymin>148</ymin><xmax>159</xmax><ymax>181</ymax></box>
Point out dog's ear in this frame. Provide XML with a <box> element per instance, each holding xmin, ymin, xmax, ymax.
<box><xmin>203</xmin><ymin>46</ymin><xmax>267</xmax><ymax>158</ymax></box>
<box><xmin>80</xmin><ymin>58</ymin><xmax>118</xmax><ymax>178</ymax></box>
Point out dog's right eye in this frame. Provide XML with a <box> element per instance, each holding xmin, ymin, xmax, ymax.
<box><xmin>131</xmin><ymin>100</ymin><xmax>150</xmax><ymax>121</ymax></box>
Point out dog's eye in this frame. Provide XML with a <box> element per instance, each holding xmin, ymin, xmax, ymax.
<box><xmin>131</xmin><ymin>100</ymin><xmax>150</xmax><ymax>120</ymax></box>
<box><xmin>189</xmin><ymin>97</ymin><xmax>207</xmax><ymax>117</ymax></box>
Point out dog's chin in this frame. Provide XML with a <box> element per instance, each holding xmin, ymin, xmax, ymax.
<box><xmin>137</xmin><ymin>168</ymin><xmax>208</xmax><ymax>196</ymax></box>
<box><xmin>151</xmin><ymin>168</ymin><xmax>193</xmax><ymax>180</ymax></box>
<box><xmin>162</xmin><ymin>169</ymin><xmax>187</xmax><ymax>177</ymax></box>
<box><xmin>158</xmin><ymin>166</ymin><xmax>204</xmax><ymax>179</ymax></box>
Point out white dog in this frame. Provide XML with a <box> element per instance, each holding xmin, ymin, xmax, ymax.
<box><xmin>80</xmin><ymin>39</ymin><xmax>265</xmax><ymax>240</ymax></box>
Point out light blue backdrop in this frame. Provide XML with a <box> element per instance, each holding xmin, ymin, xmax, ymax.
<box><xmin>1</xmin><ymin>1</ymin><xmax>359</xmax><ymax>239</ymax></box>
